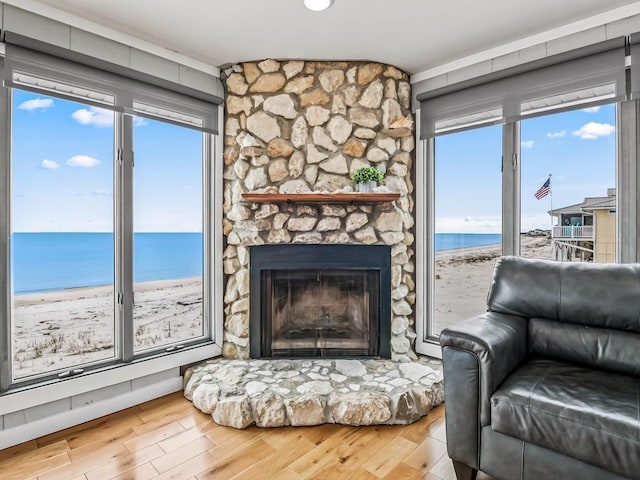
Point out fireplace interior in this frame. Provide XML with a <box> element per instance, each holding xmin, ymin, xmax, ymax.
<box><xmin>250</xmin><ymin>244</ymin><xmax>391</xmax><ymax>358</ymax></box>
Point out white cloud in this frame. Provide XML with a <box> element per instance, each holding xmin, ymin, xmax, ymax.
<box><xmin>133</xmin><ymin>117</ymin><xmax>148</xmax><ymax>127</ymax></box>
<box><xmin>582</xmin><ymin>106</ymin><xmax>601</xmax><ymax>113</ymax></box>
<box><xmin>40</xmin><ymin>159</ymin><xmax>59</xmax><ymax>170</ymax></box>
<box><xmin>18</xmin><ymin>98</ymin><xmax>53</xmax><ymax>111</ymax></box>
<box><xmin>435</xmin><ymin>216</ymin><xmax>501</xmax><ymax>234</ymax></box>
<box><xmin>521</xmin><ymin>213</ymin><xmax>554</xmax><ymax>232</ymax></box>
<box><xmin>572</xmin><ymin>122</ymin><xmax>615</xmax><ymax>140</ymax></box>
<box><xmin>546</xmin><ymin>130</ymin><xmax>566</xmax><ymax>139</ymax></box>
<box><xmin>71</xmin><ymin>107</ymin><xmax>114</xmax><ymax>127</ymax></box>
<box><xmin>521</xmin><ymin>140</ymin><xmax>535</xmax><ymax>149</ymax></box>
<box><xmin>66</xmin><ymin>155</ymin><xmax>101</xmax><ymax>167</ymax></box>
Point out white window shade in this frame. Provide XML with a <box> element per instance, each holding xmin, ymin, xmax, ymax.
<box><xmin>11</xmin><ymin>71</ymin><xmax>115</xmax><ymax>106</ymax></box>
<box><xmin>3</xmin><ymin>42</ymin><xmax>219</xmax><ymax>134</ymax></box>
<box><xmin>435</xmin><ymin>107</ymin><xmax>503</xmax><ymax>134</ymax></box>
<box><xmin>628</xmin><ymin>32</ymin><xmax>640</xmax><ymax>99</ymax></box>
<box><xmin>418</xmin><ymin>37</ymin><xmax>626</xmax><ymax>139</ymax></box>
<box><xmin>130</xmin><ymin>101</ymin><xmax>204</xmax><ymax>129</ymax></box>
<box><xmin>520</xmin><ymin>84</ymin><xmax>617</xmax><ymax>117</ymax></box>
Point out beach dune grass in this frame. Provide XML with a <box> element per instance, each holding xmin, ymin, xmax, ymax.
<box><xmin>12</xmin><ymin>277</ymin><xmax>203</xmax><ymax>379</ymax></box>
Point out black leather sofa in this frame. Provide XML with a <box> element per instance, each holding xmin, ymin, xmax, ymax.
<box><xmin>439</xmin><ymin>256</ymin><xmax>640</xmax><ymax>480</ymax></box>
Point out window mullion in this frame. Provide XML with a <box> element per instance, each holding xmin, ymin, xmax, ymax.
<box><xmin>617</xmin><ymin>100</ymin><xmax>639</xmax><ymax>262</ymax></box>
<box><xmin>203</xmin><ymin>132</ymin><xmax>213</xmax><ymax>343</ymax></box>
<box><xmin>502</xmin><ymin>122</ymin><xmax>521</xmax><ymax>256</ymax></box>
<box><xmin>212</xmin><ymin>108</ymin><xmax>225</xmax><ymax>348</ymax></box>
<box><xmin>424</xmin><ymin>137</ymin><xmax>436</xmax><ymax>340</ymax></box>
<box><xmin>119</xmin><ymin>92</ymin><xmax>135</xmax><ymax>363</ymax></box>
<box><xmin>0</xmin><ymin>77</ymin><xmax>11</xmax><ymax>393</ymax></box>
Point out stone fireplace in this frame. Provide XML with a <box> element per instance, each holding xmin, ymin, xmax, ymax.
<box><xmin>222</xmin><ymin>59</ymin><xmax>416</xmax><ymax>361</ymax></box>
<box><xmin>249</xmin><ymin>244</ymin><xmax>391</xmax><ymax>358</ymax></box>
<box><xmin>185</xmin><ymin>60</ymin><xmax>440</xmax><ymax>429</ymax></box>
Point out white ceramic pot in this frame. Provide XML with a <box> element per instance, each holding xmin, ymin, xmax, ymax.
<box><xmin>357</xmin><ymin>181</ymin><xmax>376</xmax><ymax>192</ymax></box>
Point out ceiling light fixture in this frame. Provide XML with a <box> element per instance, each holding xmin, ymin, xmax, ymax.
<box><xmin>304</xmin><ymin>0</ymin><xmax>333</xmax><ymax>12</ymax></box>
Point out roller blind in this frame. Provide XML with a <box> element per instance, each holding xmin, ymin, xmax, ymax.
<box><xmin>628</xmin><ymin>32</ymin><xmax>640</xmax><ymax>99</ymax></box>
<box><xmin>418</xmin><ymin>37</ymin><xmax>626</xmax><ymax>139</ymax></box>
<box><xmin>3</xmin><ymin>40</ymin><xmax>219</xmax><ymax>134</ymax></box>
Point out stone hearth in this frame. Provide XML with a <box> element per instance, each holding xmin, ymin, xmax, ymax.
<box><xmin>184</xmin><ymin>358</ymin><xmax>443</xmax><ymax>428</ymax></box>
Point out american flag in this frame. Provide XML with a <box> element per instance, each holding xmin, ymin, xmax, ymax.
<box><xmin>535</xmin><ymin>177</ymin><xmax>551</xmax><ymax>200</ymax></box>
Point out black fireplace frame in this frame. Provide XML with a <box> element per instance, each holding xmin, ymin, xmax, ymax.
<box><xmin>249</xmin><ymin>244</ymin><xmax>391</xmax><ymax>358</ymax></box>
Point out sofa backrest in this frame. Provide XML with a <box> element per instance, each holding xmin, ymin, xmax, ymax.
<box><xmin>528</xmin><ymin>318</ymin><xmax>640</xmax><ymax>376</ymax></box>
<box><xmin>487</xmin><ymin>256</ymin><xmax>640</xmax><ymax>331</ymax></box>
<box><xmin>487</xmin><ymin>256</ymin><xmax>640</xmax><ymax>375</ymax></box>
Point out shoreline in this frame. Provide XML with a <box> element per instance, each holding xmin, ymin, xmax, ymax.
<box><xmin>13</xmin><ymin>276</ymin><xmax>202</xmax><ymax>306</ymax></box>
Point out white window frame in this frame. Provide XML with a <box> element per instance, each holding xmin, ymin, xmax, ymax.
<box><xmin>415</xmin><ymin>101</ymin><xmax>633</xmax><ymax>360</ymax></box>
<box><xmin>0</xmin><ymin>54</ymin><xmax>224</xmax><ymax>398</ymax></box>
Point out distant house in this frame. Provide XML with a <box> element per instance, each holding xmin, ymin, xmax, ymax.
<box><xmin>549</xmin><ymin>188</ymin><xmax>616</xmax><ymax>263</ymax></box>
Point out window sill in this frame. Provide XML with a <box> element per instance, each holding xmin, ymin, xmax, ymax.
<box><xmin>0</xmin><ymin>341</ymin><xmax>221</xmax><ymax>414</ymax></box>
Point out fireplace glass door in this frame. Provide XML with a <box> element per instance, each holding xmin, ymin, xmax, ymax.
<box><xmin>262</xmin><ymin>269</ymin><xmax>379</xmax><ymax>357</ymax></box>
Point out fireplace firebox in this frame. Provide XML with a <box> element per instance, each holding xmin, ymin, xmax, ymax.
<box><xmin>249</xmin><ymin>244</ymin><xmax>391</xmax><ymax>358</ymax></box>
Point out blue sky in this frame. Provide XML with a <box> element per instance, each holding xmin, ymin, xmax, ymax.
<box><xmin>12</xmin><ymin>89</ymin><xmax>203</xmax><ymax>232</ymax></box>
<box><xmin>13</xmin><ymin>89</ymin><xmax>616</xmax><ymax>234</ymax></box>
<box><xmin>435</xmin><ymin>104</ymin><xmax>616</xmax><ymax>233</ymax></box>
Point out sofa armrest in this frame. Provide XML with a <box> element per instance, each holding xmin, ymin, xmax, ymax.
<box><xmin>439</xmin><ymin>312</ymin><xmax>528</xmax><ymax>469</ymax></box>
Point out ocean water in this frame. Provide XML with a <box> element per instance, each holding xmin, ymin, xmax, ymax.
<box><xmin>10</xmin><ymin>232</ymin><xmax>500</xmax><ymax>294</ymax></box>
<box><xmin>11</xmin><ymin>232</ymin><xmax>203</xmax><ymax>294</ymax></box>
<box><xmin>435</xmin><ymin>233</ymin><xmax>502</xmax><ymax>252</ymax></box>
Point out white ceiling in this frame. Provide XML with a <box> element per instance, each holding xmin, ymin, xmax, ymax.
<box><xmin>18</xmin><ymin>0</ymin><xmax>640</xmax><ymax>75</ymax></box>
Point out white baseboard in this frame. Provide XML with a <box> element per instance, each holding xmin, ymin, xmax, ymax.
<box><xmin>0</xmin><ymin>377</ymin><xmax>183</xmax><ymax>450</ymax></box>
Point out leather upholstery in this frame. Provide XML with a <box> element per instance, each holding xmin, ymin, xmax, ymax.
<box><xmin>439</xmin><ymin>311</ymin><xmax>528</xmax><ymax>426</ymax></box>
<box><xmin>442</xmin><ymin>347</ymin><xmax>480</xmax><ymax>469</ymax></box>
<box><xmin>487</xmin><ymin>256</ymin><xmax>640</xmax><ymax>331</ymax></box>
<box><xmin>529</xmin><ymin>317</ymin><xmax>640</xmax><ymax>376</ymax></box>
<box><xmin>491</xmin><ymin>358</ymin><xmax>640</xmax><ymax>479</ymax></box>
<box><xmin>487</xmin><ymin>256</ymin><xmax>561</xmax><ymax>321</ymax></box>
<box><xmin>480</xmin><ymin>427</ymin><xmax>629</xmax><ymax>480</ymax></box>
<box><xmin>441</xmin><ymin>257</ymin><xmax>640</xmax><ymax>480</ymax></box>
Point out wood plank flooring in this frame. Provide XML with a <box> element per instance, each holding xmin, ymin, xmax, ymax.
<box><xmin>0</xmin><ymin>392</ymin><xmax>493</xmax><ymax>480</ymax></box>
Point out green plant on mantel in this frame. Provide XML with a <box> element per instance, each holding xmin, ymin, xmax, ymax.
<box><xmin>352</xmin><ymin>166</ymin><xmax>384</xmax><ymax>185</ymax></box>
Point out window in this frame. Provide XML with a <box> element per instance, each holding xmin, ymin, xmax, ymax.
<box><xmin>520</xmin><ymin>105</ymin><xmax>617</xmax><ymax>262</ymax></box>
<box><xmin>0</xmin><ymin>51</ymin><xmax>219</xmax><ymax>392</ymax></box>
<box><xmin>419</xmin><ymin>102</ymin><xmax>620</xmax><ymax>352</ymax></box>
<box><xmin>415</xmin><ymin>38</ymin><xmax>631</xmax><ymax>357</ymax></box>
<box><xmin>10</xmin><ymin>90</ymin><xmax>116</xmax><ymax>380</ymax></box>
<box><xmin>432</xmin><ymin>125</ymin><xmax>502</xmax><ymax>336</ymax></box>
<box><xmin>133</xmin><ymin>117</ymin><xmax>206</xmax><ymax>352</ymax></box>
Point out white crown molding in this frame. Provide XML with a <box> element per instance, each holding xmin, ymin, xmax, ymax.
<box><xmin>1</xmin><ymin>0</ymin><xmax>220</xmax><ymax>77</ymax></box>
<box><xmin>411</xmin><ymin>1</ymin><xmax>640</xmax><ymax>83</ymax></box>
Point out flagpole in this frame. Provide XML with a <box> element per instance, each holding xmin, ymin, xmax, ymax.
<box><xmin>549</xmin><ymin>173</ymin><xmax>553</xmax><ymax>232</ymax></box>
<box><xmin>548</xmin><ymin>173</ymin><xmax>554</xmax><ymax>260</ymax></box>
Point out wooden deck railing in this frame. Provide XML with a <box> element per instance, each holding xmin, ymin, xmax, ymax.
<box><xmin>552</xmin><ymin>225</ymin><xmax>594</xmax><ymax>238</ymax></box>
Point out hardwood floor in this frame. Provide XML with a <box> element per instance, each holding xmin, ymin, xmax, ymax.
<box><xmin>0</xmin><ymin>392</ymin><xmax>493</xmax><ymax>480</ymax></box>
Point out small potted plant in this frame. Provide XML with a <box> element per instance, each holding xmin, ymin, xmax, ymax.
<box><xmin>352</xmin><ymin>166</ymin><xmax>384</xmax><ymax>192</ymax></box>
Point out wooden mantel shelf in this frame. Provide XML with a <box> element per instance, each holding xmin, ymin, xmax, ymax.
<box><xmin>241</xmin><ymin>192</ymin><xmax>401</xmax><ymax>204</ymax></box>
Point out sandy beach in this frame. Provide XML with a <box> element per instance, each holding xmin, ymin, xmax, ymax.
<box><xmin>434</xmin><ymin>234</ymin><xmax>553</xmax><ymax>333</ymax></box>
<box><xmin>13</xmin><ymin>277</ymin><xmax>203</xmax><ymax>379</ymax></box>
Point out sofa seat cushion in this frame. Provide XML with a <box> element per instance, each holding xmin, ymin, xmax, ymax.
<box><xmin>491</xmin><ymin>358</ymin><xmax>640</xmax><ymax>479</ymax></box>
